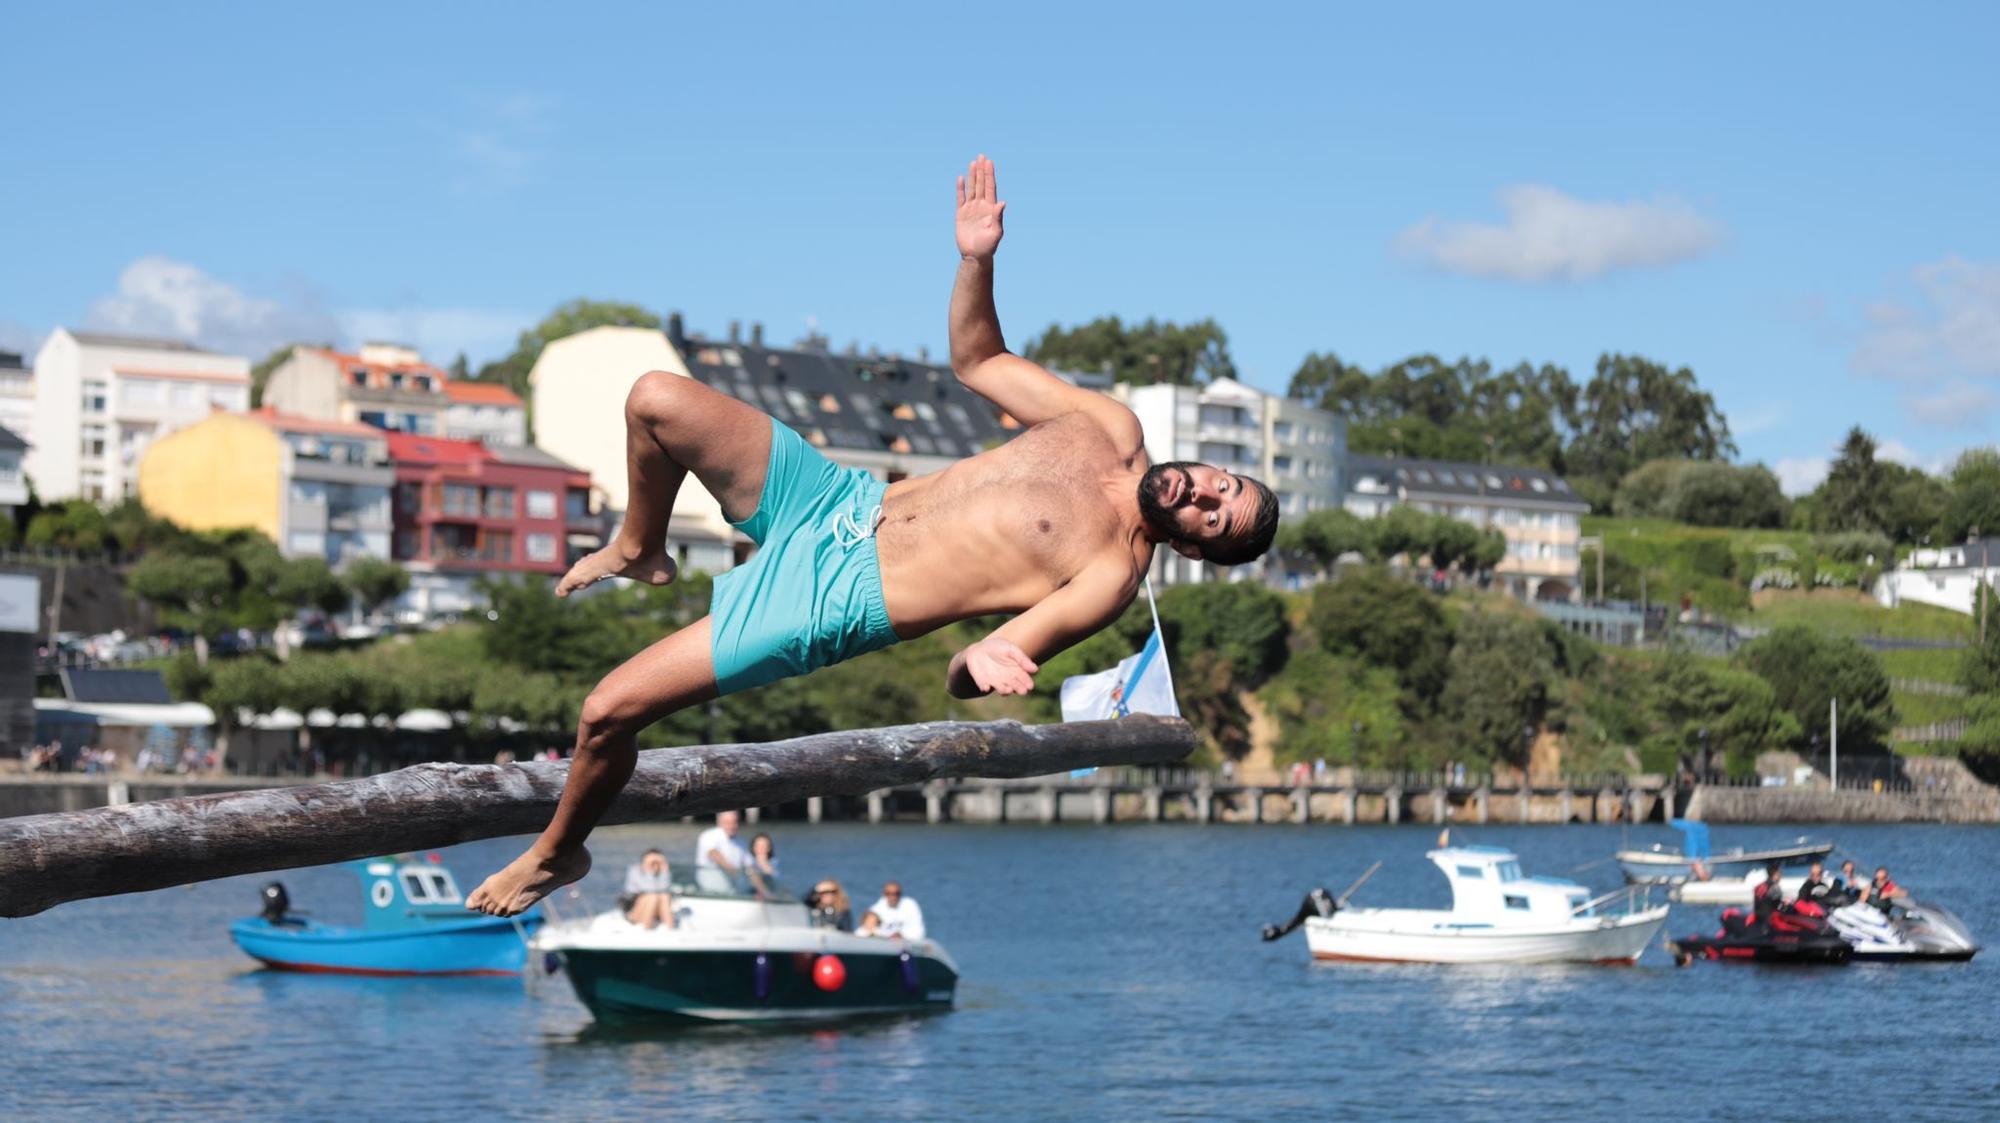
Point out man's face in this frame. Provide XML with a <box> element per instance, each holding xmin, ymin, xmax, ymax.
<box><xmin>717</xmin><ymin>811</ymin><xmax>739</xmax><ymax>836</ymax></box>
<box><xmin>1138</xmin><ymin>461</ymin><xmax>1259</xmax><ymax>558</ymax></box>
<box><xmin>883</xmin><ymin>882</ymin><xmax>902</xmax><ymax>904</ymax></box>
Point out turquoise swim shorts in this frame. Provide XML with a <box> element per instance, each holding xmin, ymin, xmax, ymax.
<box><xmin>709</xmin><ymin>418</ymin><xmax>902</xmax><ymax>695</ymax></box>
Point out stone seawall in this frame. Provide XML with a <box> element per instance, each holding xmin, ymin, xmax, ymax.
<box><xmin>1686</xmin><ymin>785</ymin><xmax>2000</xmax><ymax>824</ymax></box>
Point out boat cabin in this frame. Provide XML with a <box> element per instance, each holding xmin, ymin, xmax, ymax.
<box><xmin>350</xmin><ymin>856</ymin><xmax>485</xmax><ymax>930</ymax></box>
<box><xmin>1429</xmin><ymin>846</ymin><xmax>1593</xmax><ymax>926</ymax></box>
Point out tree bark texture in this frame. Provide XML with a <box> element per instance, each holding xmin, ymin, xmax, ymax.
<box><xmin>0</xmin><ymin>717</ymin><xmax>1191</xmax><ymax>917</ymax></box>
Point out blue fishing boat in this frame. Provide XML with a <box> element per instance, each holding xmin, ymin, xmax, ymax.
<box><xmin>230</xmin><ymin>856</ymin><xmax>541</xmax><ymax>976</ymax></box>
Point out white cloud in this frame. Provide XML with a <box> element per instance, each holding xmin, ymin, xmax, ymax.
<box><xmin>1395</xmin><ymin>185</ymin><xmax>1724</xmax><ymax>283</ymax></box>
<box><xmin>82</xmin><ymin>256</ymin><xmax>529</xmax><ymax>365</ymax></box>
<box><xmin>1851</xmin><ymin>257</ymin><xmax>2000</xmax><ymax>430</ymax></box>
<box><xmin>86</xmin><ymin>255</ymin><xmax>340</xmax><ymax>359</ymax></box>
<box><xmin>1774</xmin><ymin>456</ymin><xmax>1829</xmax><ymax>497</ymax></box>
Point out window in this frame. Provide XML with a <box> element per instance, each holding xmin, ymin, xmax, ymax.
<box><xmin>83</xmin><ymin>380</ymin><xmax>108</xmax><ymax>413</ymax></box>
<box><xmin>81</xmin><ymin>424</ymin><xmax>107</xmax><ymax>458</ymax></box>
<box><xmin>395</xmin><ymin>530</ymin><xmax>419</xmax><ymax>558</ymax></box>
<box><xmin>1273</xmin><ymin>455</ymin><xmax>1294</xmax><ymax>473</ymax></box>
<box><xmin>399</xmin><ymin>869</ymin><xmax>459</xmax><ymax>905</ymax></box>
<box><xmin>412</xmin><ymin>375</ymin><xmax>432</xmax><ymax>392</ymax></box>
<box><xmin>288</xmin><ymin>531</ymin><xmax>326</xmax><ymax>557</ymax></box>
<box><xmin>389</xmin><ymin>372</ymin><xmax>405</xmax><ymax>391</ymax></box>
<box><xmin>396</xmin><ymin>481</ymin><xmax>424</xmax><ymax>513</ymax></box>
<box><xmin>171</xmin><ymin>382</ymin><xmax>198</xmax><ymax>408</ymax></box>
<box><xmin>1497</xmin><ymin>862</ymin><xmax>1523</xmax><ymax>882</ymax></box>
<box><xmin>211</xmin><ymin>387</ymin><xmax>239</xmax><ymax>408</ymax></box>
<box><xmin>483</xmin><ymin>487</ymin><xmax>514</xmax><ymax>518</ymax></box>
<box><xmin>1273</xmin><ymin>420</ymin><xmax>1295</xmax><ymax>443</ymax></box>
<box><xmin>442</xmin><ymin>484</ymin><xmax>480</xmax><ymax>516</ymax></box>
<box><xmin>525</xmin><ymin>490</ymin><xmax>557</xmax><ymax>518</ymax></box>
<box><xmin>124</xmin><ymin>380</ymin><xmax>159</xmax><ymax>406</ymax></box>
<box><xmin>1455</xmin><ymin>865</ymin><xmax>1485</xmax><ymax>880</ymax></box>
<box><xmin>480</xmin><ymin>531</ymin><xmax>513</xmax><ymax>562</ymax></box>
<box><xmin>350</xmin><ymin>368</ymin><xmax>369</xmax><ymax>387</ymax></box>
<box><xmin>565</xmin><ymin>489</ymin><xmax>591</xmax><ymax>520</ymax></box>
<box><xmin>526</xmin><ymin>533</ymin><xmax>557</xmax><ymax>562</ymax></box>
<box><xmin>1504</xmin><ymin>895</ymin><xmax>1530</xmax><ymax>911</ymax></box>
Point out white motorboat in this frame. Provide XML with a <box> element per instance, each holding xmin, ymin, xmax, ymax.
<box><xmin>1672</xmin><ymin>869</ymin><xmax>1808</xmax><ymax>906</ymax></box>
<box><xmin>1263</xmin><ymin>845</ymin><xmax>1668</xmax><ymax>965</ymax></box>
<box><xmin>531</xmin><ymin>884</ymin><xmax>958</xmax><ymax>1024</ymax></box>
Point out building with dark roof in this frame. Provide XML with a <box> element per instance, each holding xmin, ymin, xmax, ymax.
<box><xmin>1346</xmin><ymin>454</ymin><xmax>1590</xmax><ymax>601</ymax></box>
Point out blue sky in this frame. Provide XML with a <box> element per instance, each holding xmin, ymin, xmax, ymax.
<box><xmin>4</xmin><ymin>3</ymin><xmax>1996</xmax><ymax>491</ymax></box>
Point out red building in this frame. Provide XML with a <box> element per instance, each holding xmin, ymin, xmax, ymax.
<box><xmin>386</xmin><ymin>433</ymin><xmax>601</xmax><ymax>618</ymax></box>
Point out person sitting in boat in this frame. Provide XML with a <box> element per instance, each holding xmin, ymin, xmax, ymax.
<box><xmin>1870</xmin><ymin>867</ymin><xmax>1904</xmax><ymax>911</ymax></box>
<box><xmin>693</xmin><ymin>811</ymin><xmax>754</xmax><ymax>893</ymax></box>
<box><xmin>622</xmin><ymin>849</ymin><xmax>676</xmax><ymax>930</ymax></box>
<box><xmin>1834</xmin><ymin>860</ymin><xmax>1862</xmax><ymax>902</ymax></box>
<box><xmin>857</xmin><ymin>909</ymin><xmax>884</xmax><ymax>936</ymax></box>
<box><xmin>1751</xmin><ymin>865</ymin><xmax>1786</xmax><ymax>923</ymax></box>
<box><xmin>1798</xmin><ymin>862</ymin><xmax>1834</xmax><ymax>903</ymax></box>
<box><xmin>808</xmin><ymin>880</ymin><xmax>854</xmax><ymax>932</ymax></box>
<box><xmin>745</xmin><ymin>832</ymin><xmax>781</xmax><ymax>898</ymax></box>
<box><xmin>867</xmin><ymin>881</ymin><xmax>927</xmax><ymax>941</ymax></box>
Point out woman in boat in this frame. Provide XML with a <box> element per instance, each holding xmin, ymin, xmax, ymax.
<box><xmin>809</xmin><ymin>880</ymin><xmax>854</xmax><ymax>932</ymax></box>
<box><xmin>622</xmin><ymin>849</ymin><xmax>676</xmax><ymax>930</ymax></box>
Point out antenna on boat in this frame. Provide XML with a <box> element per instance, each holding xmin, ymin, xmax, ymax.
<box><xmin>1336</xmin><ymin>861</ymin><xmax>1383</xmax><ymax>908</ymax></box>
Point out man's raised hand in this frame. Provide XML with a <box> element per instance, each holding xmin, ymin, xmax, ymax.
<box><xmin>955</xmin><ymin>154</ymin><xmax>1005</xmax><ymax>260</ymax></box>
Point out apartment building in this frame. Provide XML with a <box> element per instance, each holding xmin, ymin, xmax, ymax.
<box><xmin>263</xmin><ymin>343</ymin><xmax>450</xmax><ymax>437</ymax></box>
<box><xmin>443</xmin><ymin>379</ymin><xmax>527</xmax><ymax>446</ymax></box>
<box><xmin>0</xmin><ymin>351</ymin><xmax>32</xmax><ymax>456</ymax></box>
<box><xmin>386</xmin><ymin>433</ymin><xmax>598</xmax><ymax>620</ymax></box>
<box><xmin>135</xmin><ymin>409</ymin><xmax>394</xmax><ymax>565</ymax></box>
<box><xmin>0</xmin><ymin>425</ymin><xmax>26</xmax><ymax>517</ymax></box>
<box><xmin>1345</xmin><ymin>454</ymin><xmax>1588</xmax><ymax>601</ymax></box>
<box><xmin>1115</xmin><ymin>378</ymin><xmax>1346</xmax><ymax>587</ymax></box>
<box><xmin>29</xmin><ymin>329</ymin><xmax>251</xmax><ymax>500</ymax></box>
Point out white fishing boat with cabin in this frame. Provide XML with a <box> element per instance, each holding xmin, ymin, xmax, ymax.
<box><xmin>1263</xmin><ymin>844</ymin><xmax>1667</xmax><ymax>965</ymax></box>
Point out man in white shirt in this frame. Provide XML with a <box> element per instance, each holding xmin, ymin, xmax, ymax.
<box><xmin>693</xmin><ymin>811</ymin><xmax>753</xmax><ymax>893</ymax></box>
<box><xmin>867</xmin><ymin>881</ymin><xmax>926</xmax><ymax>941</ymax></box>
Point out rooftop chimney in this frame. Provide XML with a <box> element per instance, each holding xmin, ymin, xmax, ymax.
<box><xmin>729</xmin><ymin>320</ymin><xmax>741</xmax><ymax>344</ymax></box>
<box><xmin>667</xmin><ymin>312</ymin><xmax>686</xmax><ymax>350</ymax></box>
<box><xmin>750</xmin><ymin>322</ymin><xmax>764</xmax><ymax>348</ymax></box>
<box><xmin>917</xmin><ymin>345</ymin><xmax>929</xmax><ymax>362</ymax></box>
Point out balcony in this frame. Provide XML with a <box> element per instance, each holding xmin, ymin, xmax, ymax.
<box><xmin>1195</xmin><ymin>422</ymin><xmax>1261</xmax><ymax>447</ymax></box>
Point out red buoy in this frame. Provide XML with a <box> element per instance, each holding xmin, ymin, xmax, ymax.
<box><xmin>812</xmin><ymin>954</ymin><xmax>846</xmax><ymax>992</ymax></box>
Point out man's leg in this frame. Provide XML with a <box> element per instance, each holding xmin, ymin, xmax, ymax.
<box><xmin>558</xmin><ymin>371</ymin><xmax>776</xmax><ymax>596</ymax></box>
<box><xmin>467</xmin><ymin>617</ymin><xmax>720</xmax><ymax>916</ymax></box>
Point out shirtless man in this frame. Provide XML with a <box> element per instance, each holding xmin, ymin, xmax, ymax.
<box><xmin>467</xmin><ymin>155</ymin><xmax>1278</xmax><ymax>916</ymax></box>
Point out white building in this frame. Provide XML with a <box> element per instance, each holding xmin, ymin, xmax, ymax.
<box><xmin>1114</xmin><ymin>378</ymin><xmax>1346</xmax><ymax>587</ymax></box>
<box><xmin>0</xmin><ymin>350</ymin><xmax>33</xmax><ymax>456</ymax></box>
<box><xmin>0</xmin><ymin>425</ymin><xmax>27</xmax><ymax>516</ymax></box>
<box><xmin>443</xmin><ymin>379</ymin><xmax>527</xmax><ymax>446</ymax></box>
<box><xmin>1875</xmin><ymin>538</ymin><xmax>1999</xmax><ymax>616</ymax></box>
<box><xmin>1345</xmin><ymin>454</ymin><xmax>1589</xmax><ymax>601</ymax></box>
<box><xmin>29</xmin><ymin>329</ymin><xmax>251</xmax><ymax>501</ymax></box>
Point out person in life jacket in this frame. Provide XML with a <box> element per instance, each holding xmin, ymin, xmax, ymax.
<box><xmin>1869</xmin><ymin>867</ymin><xmax>1904</xmax><ymax>913</ymax></box>
<box><xmin>1751</xmin><ymin>865</ymin><xmax>1786</xmax><ymax>925</ymax></box>
<box><xmin>1798</xmin><ymin>861</ymin><xmax>1834</xmax><ymax>903</ymax></box>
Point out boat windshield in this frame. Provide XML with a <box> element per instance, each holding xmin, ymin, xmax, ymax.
<box><xmin>666</xmin><ymin>875</ymin><xmax>802</xmax><ymax>904</ymax></box>
<box><xmin>1496</xmin><ymin>861</ymin><xmax>1523</xmax><ymax>882</ymax></box>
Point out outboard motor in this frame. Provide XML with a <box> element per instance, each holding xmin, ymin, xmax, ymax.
<box><xmin>259</xmin><ymin>881</ymin><xmax>292</xmax><ymax>923</ymax></box>
<box><xmin>1261</xmin><ymin>888</ymin><xmax>1338</xmax><ymax>942</ymax></box>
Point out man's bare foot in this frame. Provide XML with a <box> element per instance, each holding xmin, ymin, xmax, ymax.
<box><xmin>466</xmin><ymin>846</ymin><xmax>592</xmax><ymax>916</ymax></box>
<box><xmin>556</xmin><ymin>542</ymin><xmax>677</xmax><ymax>598</ymax></box>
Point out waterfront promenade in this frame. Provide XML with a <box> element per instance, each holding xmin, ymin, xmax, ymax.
<box><xmin>6</xmin><ymin>761</ymin><xmax>1995</xmax><ymax>824</ymax></box>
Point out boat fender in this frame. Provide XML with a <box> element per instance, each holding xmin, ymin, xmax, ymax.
<box><xmin>259</xmin><ymin>881</ymin><xmax>291</xmax><ymax>923</ymax></box>
<box><xmin>813</xmin><ymin>954</ymin><xmax>846</xmax><ymax>992</ymax></box>
<box><xmin>898</xmin><ymin>951</ymin><xmax>920</xmax><ymax>994</ymax></box>
<box><xmin>1260</xmin><ymin>888</ymin><xmax>1338</xmax><ymax>942</ymax></box>
<box><xmin>754</xmin><ymin>953</ymin><xmax>773</xmax><ymax>1002</ymax></box>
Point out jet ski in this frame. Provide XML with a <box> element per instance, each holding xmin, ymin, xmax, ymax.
<box><xmin>1668</xmin><ymin>902</ymin><xmax>1852</xmax><ymax>966</ymax></box>
<box><xmin>1828</xmin><ymin>899</ymin><xmax>1981</xmax><ymax>962</ymax></box>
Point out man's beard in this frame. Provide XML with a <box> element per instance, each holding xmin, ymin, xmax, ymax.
<box><xmin>1137</xmin><ymin>461</ymin><xmax>1200</xmax><ymax>539</ymax></box>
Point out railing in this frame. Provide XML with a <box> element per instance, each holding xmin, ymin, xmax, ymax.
<box><xmin>1889</xmin><ymin>677</ymin><xmax>1967</xmax><ymax>697</ymax></box>
<box><xmin>1895</xmin><ymin>719</ymin><xmax>1970</xmax><ymax>744</ymax></box>
<box><xmin>989</xmin><ymin>766</ymin><xmax>1658</xmax><ymax>791</ymax></box>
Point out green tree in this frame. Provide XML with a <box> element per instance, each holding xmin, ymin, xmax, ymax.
<box><xmin>1274</xmin><ymin>508</ymin><xmax>1372</xmax><ymax>572</ymax></box>
<box><xmin>1567</xmin><ymin>353</ymin><xmax>1733</xmax><ymax>507</ymax></box>
<box><xmin>128</xmin><ymin>552</ymin><xmax>235</xmax><ymax>662</ymax></box>
<box><xmin>342</xmin><ymin>556</ymin><xmax>411</xmax><ymax>620</ymax></box>
<box><xmin>1939</xmin><ymin>447</ymin><xmax>2000</xmax><ymax>543</ymax></box>
<box><xmin>1307</xmin><ymin>569</ymin><xmax>1452</xmax><ymax>708</ymax></box>
<box><xmin>1615</xmin><ymin>459</ymin><xmax>1787</xmax><ymax>528</ymax></box>
<box><xmin>1644</xmin><ymin>654</ymin><xmax>1799</xmax><ymax>777</ymax></box>
<box><xmin>1156</xmin><ymin>582</ymin><xmax>1289</xmax><ymax>686</ymax></box>
<box><xmin>1287</xmin><ymin>353</ymin><xmax>1576</xmax><ymax>468</ymax></box>
<box><xmin>1812</xmin><ymin>427</ymin><xmax>1889</xmax><ymax>533</ymax></box>
<box><xmin>1022</xmin><ymin>315</ymin><xmax>1236</xmax><ymax>385</ymax></box>
<box><xmin>1736</xmin><ymin>626</ymin><xmax>1896</xmax><ymax>754</ymax></box>
<box><xmin>477</xmin><ymin>298</ymin><xmax>663</xmax><ymax>398</ymax></box>
<box><xmin>203</xmin><ymin>655</ymin><xmax>289</xmax><ymax>771</ymax></box>
<box><xmin>1366</xmin><ymin>504</ymin><xmax>1434</xmax><ymax>563</ymax></box>
<box><xmin>1878</xmin><ymin>462</ymin><xmax>1948</xmax><ymax>544</ymax></box>
<box><xmin>1964</xmin><ymin>595</ymin><xmax>2000</xmax><ymax>696</ymax></box>
<box><xmin>24</xmin><ymin>501</ymin><xmax>113</xmax><ymax>552</ymax></box>
<box><xmin>1258</xmin><ymin>649</ymin><xmax>1406</xmax><ymax>769</ymax></box>
<box><xmin>1441</xmin><ymin>612</ymin><xmax>1567</xmax><ymax>767</ymax></box>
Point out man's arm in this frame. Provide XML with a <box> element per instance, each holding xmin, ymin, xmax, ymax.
<box><xmin>946</xmin><ymin>559</ymin><xmax>1136</xmax><ymax>698</ymax></box>
<box><xmin>950</xmin><ymin>155</ymin><xmax>1141</xmax><ymax>450</ymax></box>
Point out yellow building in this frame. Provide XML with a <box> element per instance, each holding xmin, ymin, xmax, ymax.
<box><xmin>137</xmin><ymin>410</ymin><xmax>395</xmax><ymax>563</ymax></box>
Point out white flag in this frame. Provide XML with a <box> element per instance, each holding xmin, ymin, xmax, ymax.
<box><xmin>1059</xmin><ymin>628</ymin><xmax>1180</xmax><ymax>723</ymax></box>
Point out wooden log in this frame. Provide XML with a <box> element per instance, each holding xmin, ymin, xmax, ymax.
<box><xmin>0</xmin><ymin>717</ymin><xmax>1191</xmax><ymax>918</ymax></box>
